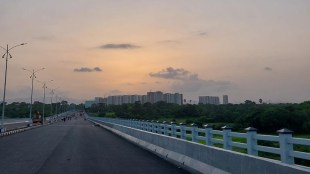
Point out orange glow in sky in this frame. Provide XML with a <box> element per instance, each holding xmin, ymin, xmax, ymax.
<box><xmin>1</xmin><ymin>0</ymin><xmax>310</xmax><ymax>103</ymax></box>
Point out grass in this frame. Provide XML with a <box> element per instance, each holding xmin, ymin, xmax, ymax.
<box><xmin>294</xmin><ymin>134</ymin><xmax>310</xmax><ymax>139</ymax></box>
<box><xmin>178</xmin><ymin>129</ymin><xmax>310</xmax><ymax>166</ymax></box>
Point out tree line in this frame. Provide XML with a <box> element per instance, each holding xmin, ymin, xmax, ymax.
<box><xmin>86</xmin><ymin>100</ymin><xmax>310</xmax><ymax>134</ymax></box>
<box><xmin>0</xmin><ymin>101</ymin><xmax>84</xmax><ymax>118</ymax></box>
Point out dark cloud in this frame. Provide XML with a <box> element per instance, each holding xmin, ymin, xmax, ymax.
<box><xmin>149</xmin><ymin>67</ymin><xmax>190</xmax><ymax>80</ymax></box>
<box><xmin>99</xmin><ymin>43</ymin><xmax>141</xmax><ymax>49</ymax></box>
<box><xmin>198</xmin><ymin>32</ymin><xmax>207</xmax><ymax>36</ymax></box>
<box><xmin>93</xmin><ymin>67</ymin><xmax>102</xmax><ymax>71</ymax></box>
<box><xmin>73</xmin><ymin>67</ymin><xmax>102</xmax><ymax>72</ymax></box>
<box><xmin>264</xmin><ymin>67</ymin><xmax>272</xmax><ymax>71</ymax></box>
<box><xmin>150</xmin><ymin>67</ymin><xmax>235</xmax><ymax>93</ymax></box>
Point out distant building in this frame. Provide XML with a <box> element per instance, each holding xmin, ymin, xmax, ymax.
<box><xmin>130</xmin><ymin>95</ymin><xmax>141</xmax><ymax>104</ymax></box>
<box><xmin>84</xmin><ymin>100</ymin><xmax>96</xmax><ymax>108</ymax></box>
<box><xmin>223</xmin><ymin>95</ymin><xmax>229</xmax><ymax>104</ymax></box>
<box><xmin>199</xmin><ymin>96</ymin><xmax>220</xmax><ymax>105</ymax></box>
<box><xmin>147</xmin><ymin>91</ymin><xmax>163</xmax><ymax>104</ymax></box>
<box><xmin>88</xmin><ymin>91</ymin><xmax>183</xmax><ymax>106</ymax></box>
<box><xmin>95</xmin><ymin>97</ymin><xmax>105</xmax><ymax>104</ymax></box>
<box><xmin>163</xmin><ymin>93</ymin><xmax>183</xmax><ymax>105</ymax></box>
<box><xmin>141</xmin><ymin>95</ymin><xmax>147</xmax><ymax>104</ymax></box>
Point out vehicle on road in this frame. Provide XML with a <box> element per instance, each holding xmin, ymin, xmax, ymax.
<box><xmin>32</xmin><ymin>111</ymin><xmax>43</xmax><ymax>124</ymax></box>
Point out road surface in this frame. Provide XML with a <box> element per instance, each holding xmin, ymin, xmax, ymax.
<box><xmin>0</xmin><ymin>117</ymin><xmax>190</xmax><ymax>174</ymax></box>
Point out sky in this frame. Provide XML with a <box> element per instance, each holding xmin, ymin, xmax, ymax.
<box><xmin>0</xmin><ymin>0</ymin><xmax>309</xmax><ymax>104</ymax></box>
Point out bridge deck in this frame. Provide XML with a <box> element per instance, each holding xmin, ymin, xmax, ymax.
<box><xmin>0</xmin><ymin>118</ymin><xmax>189</xmax><ymax>174</ymax></box>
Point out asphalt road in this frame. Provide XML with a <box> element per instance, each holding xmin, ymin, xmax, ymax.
<box><xmin>0</xmin><ymin>117</ymin><xmax>190</xmax><ymax>174</ymax></box>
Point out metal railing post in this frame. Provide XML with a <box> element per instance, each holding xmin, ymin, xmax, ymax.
<box><xmin>147</xmin><ymin>120</ymin><xmax>151</xmax><ymax>132</ymax></box>
<box><xmin>142</xmin><ymin>120</ymin><xmax>146</xmax><ymax>130</ymax></box>
<box><xmin>204</xmin><ymin>124</ymin><xmax>213</xmax><ymax>146</ymax></box>
<box><xmin>180</xmin><ymin>123</ymin><xmax>186</xmax><ymax>139</ymax></box>
<box><xmin>163</xmin><ymin>121</ymin><xmax>168</xmax><ymax>135</ymax></box>
<box><xmin>277</xmin><ymin>128</ymin><xmax>294</xmax><ymax>164</ymax></box>
<box><xmin>222</xmin><ymin>126</ymin><xmax>232</xmax><ymax>150</ymax></box>
<box><xmin>155</xmin><ymin>121</ymin><xmax>160</xmax><ymax>133</ymax></box>
<box><xmin>191</xmin><ymin>123</ymin><xmax>198</xmax><ymax>142</ymax></box>
<box><xmin>151</xmin><ymin>120</ymin><xmax>155</xmax><ymax>132</ymax></box>
<box><xmin>245</xmin><ymin>127</ymin><xmax>258</xmax><ymax>156</ymax></box>
<box><xmin>171</xmin><ymin>122</ymin><xmax>176</xmax><ymax>137</ymax></box>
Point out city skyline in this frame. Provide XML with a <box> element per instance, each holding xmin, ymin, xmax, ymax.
<box><xmin>86</xmin><ymin>92</ymin><xmax>231</xmax><ymax>106</ymax></box>
<box><xmin>1</xmin><ymin>1</ymin><xmax>310</xmax><ymax>104</ymax></box>
<box><xmin>85</xmin><ymin>91</ymin><xmax>183</xmax><ymax>107</ymax></box>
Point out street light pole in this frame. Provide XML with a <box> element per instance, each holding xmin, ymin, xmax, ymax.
<box><xmin>50</xmin><ymin>90</ymin><xmax>54</xmax><ymax>115</ymax></box>
<box><xmin>23</xmin><ymin>67</ymin><xmax>45</xmax><ymax>125</ymax></box>
<box><xmin>38</xmin><ymin>80</ymin><xmax>53</xmax><ymax>124</ymax></box>
<box><xmin>49</xmin><ymin>87</ymin><xmax>58</xmax><ymax>116</ymax></box>
<box><xmin>59</xmin><ymin>96</ymin><xmax>62</xmax><ymax>114</ymax></box>
<box><xmin>55</xmin><ymin>95</ymin><xmax>58</xmax><ymax>117</ymax></box>
<box><xmin>43</xmin><ymin>82</ymin><xmax>46</xmax><ymax>122</ymax></box>
<box><xmin>0</xmin><ymin>43</ymin><xmax>27</xmax><ymax>133</ymax></box>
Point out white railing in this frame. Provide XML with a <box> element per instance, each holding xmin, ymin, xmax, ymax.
<box><xmin>90</xmin><ymin>117</ymin><xmax>310</xmax><ymax>167</ymax></box>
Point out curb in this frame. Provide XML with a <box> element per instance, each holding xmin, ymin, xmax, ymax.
<box><xmin>0</xmin><ymin>121</ymin><xmax>58</xmax><ymax>138</ymax></box>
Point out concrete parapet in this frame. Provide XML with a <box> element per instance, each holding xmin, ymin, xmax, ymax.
<box><xmin>90</xmin><ymin>119</ymin><xmax>310</xmax><ymax>174</ymax></box>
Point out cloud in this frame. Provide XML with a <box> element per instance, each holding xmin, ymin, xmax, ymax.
<box><xmin>99</xmin><ymin>43</ymin><xmax>141</xmax><ymax>49</ymax></box>
<box><xmin>149</xmin><ymin>67</ymin><xmax>190</xmax><ymax>80</ymax></box>
<box><xmin>198</xmin><ymin>32</ymin><xmax>207</xmax><ymax>36</ymax></box>
<box><xmin>93</xmin><ymin>67</ymin><xmax>102</xmax><ymax>71</ymax></box>
<box><xmin>73</xmin><ymin>67</ymin><xmax>102</xmax><ymax>72</ymax></box>
<box><xmin>264</xmin><ymin>67</ymin><xmax>272</xmax><ymax>71</ymax></box>
<box><xmin>150</xmin><ymin>67</ymin><xmax>235</xmax><ymax>93</ymax></box>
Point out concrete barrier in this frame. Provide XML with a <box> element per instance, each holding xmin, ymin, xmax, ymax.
<box><xmin>90</xmin><ymin>118</ymin><xmax>310</xmax><ymax>174</ymax></box>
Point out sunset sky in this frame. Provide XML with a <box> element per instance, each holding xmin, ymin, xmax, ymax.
<box><xmin>1</xmin><ymin>0</ymin><xmax>310</xmax><ymax>104</ymax></box>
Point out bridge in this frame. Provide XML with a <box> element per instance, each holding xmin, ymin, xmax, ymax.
<box><xmin>0</xmin><ymin>113</ymin><xmax>189</xmax><ymax>174</ymax></box>
<box><xmin>1</xmin><ymin>112</ymin><xmax>310</xmax><ymax>174</ymax></box>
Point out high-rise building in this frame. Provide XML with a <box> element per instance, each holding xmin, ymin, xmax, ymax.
<box><xmin>141</xmin><ymin>95</ymin><xmax>147</xmax><ymax>104</ymax></box>
<box><xmin>95</xmin><ymin>97</ymin><xmax>105</xmax><ymax>104</ymax></box>
<box><xmin>163</xmin><ymin>93</ymin><xmax>183</xmax><ymax>105</ymax></box>
<box><xmin>174</xmin><ymin>93</ymin><xmax>183</xmax><ymax>105</ymax></box>
<box><xmin>91</xmin><ymin>91</ymin><xmax>183</xmax><ymax>105</ymax></box>
<box><xmin>199</xmin><ymin>96</ymin><xmax>220</xmax><ymax>105</ymax></box>
<box><xmin>223</xmin><ymin>95</ymin><xmax>229</xmax><ymax>104</ymax></box>
<box><xmin>147</xmin><ymin>91</ymin><xmax>163</xmax><ymax>104</ymax></box>
<box><xmin>85</xmin><ymin>100</ymin><xmax>96</xmax><ymax>108</ymax></box>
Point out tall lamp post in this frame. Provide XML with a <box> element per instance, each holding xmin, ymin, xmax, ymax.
<box><xmin>62</xmin><ymin>96</ymin><xmax>68</xmax><ymax>112</ymax></box>
<box><xmin>22</xmin><ymin>67</ymin><xmax>45</xmax><ymax>125</ymax></box>
<box><xmin>38</xmin><ymin>80</ymin><xmax>53</xmax><ymax>123</ymax></box>
<box><xmin>55</xmin><ymin>95</ymin><xmax>58</xmax><ymax>117</ymax></box>
<box><xmin>49</xmin><ymin>87</ymin><xmax>58</xmax><ymax>116</ymax></box>
<box><xmin>0</xmin><ymin>43</ymin><xmax>27</xmax><ymax>133</ymax></box>
<box><xmin>58</xmin><ymin>96</ymin><xmax>62</xmax><ymax>114</ymax></box>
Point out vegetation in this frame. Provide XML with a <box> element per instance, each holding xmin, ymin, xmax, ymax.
<box><xmin>87</xmin><ymin>101</ymin><xmax>310</xmax><ymax>166</ymax></box>
<box><xmin>86</xmin><ymin>100</ymin><xmax>310</xmax><ymax>134</ymax></box>
<box><xmin>0</xmin><ymin>101</ymin><xmax>84</xmax><ymax>118</ymax></box>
